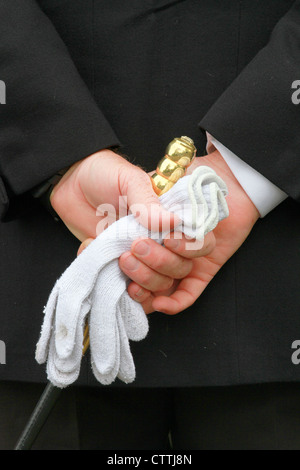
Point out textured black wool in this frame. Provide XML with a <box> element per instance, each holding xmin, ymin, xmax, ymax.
<box><xmin>0</xmin><ymin>0</ymin><xmax>299</xmax><ymax>388</ymax></box>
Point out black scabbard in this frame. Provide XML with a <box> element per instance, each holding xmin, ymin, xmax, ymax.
<box><xmin>14</xmin><ymin>382</ymin><xmax>62</xmax><ymax>450</ymax></box>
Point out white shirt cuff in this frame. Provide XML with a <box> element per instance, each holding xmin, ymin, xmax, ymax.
<box><xmin>206</xmin><ymin>133</ymin><xmax>288</xmax><ymax>217</ymax></box>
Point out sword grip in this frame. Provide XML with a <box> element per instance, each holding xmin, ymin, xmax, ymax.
<box><xmin>151</xmin><ymin>136</ymin><xmax>196</xmax><ymax>196</ymax></box>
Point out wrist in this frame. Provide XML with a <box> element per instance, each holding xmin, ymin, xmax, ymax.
<box><xmin>31</xmin><ymin>167</ymin><xmax>71</xmax><ymax>221</ymax></box>
<box><xmin>196</xmin><ymin>151</ymin><xmax>260</xmax><ymax>224</ymax></box>
<box><xmin>49</xmin><ymin>149</ymin><xmax>112</xmax><ymax>208</ymax></box>
<box><xmin>49</xmin><ymin>148</ymin><xmax>123</xmax><ymax>228</ymax></box>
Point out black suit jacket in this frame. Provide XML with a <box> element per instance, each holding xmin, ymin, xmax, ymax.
<box><xmin>0</xmin><ymin>0</ymin><xmax>299</xmax><ymax>387</ymax></box>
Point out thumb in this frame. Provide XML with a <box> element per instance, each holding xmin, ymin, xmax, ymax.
<box><xmin>125</xmin><ymin>168</ymin><xmax>179</xmax><ymax>233</ymax></box>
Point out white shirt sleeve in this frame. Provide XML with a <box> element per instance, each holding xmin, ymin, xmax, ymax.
<box><xmin>206</xmin><ymin>133</ymin><xmax>288</xmax><ymax>217</ymax></box>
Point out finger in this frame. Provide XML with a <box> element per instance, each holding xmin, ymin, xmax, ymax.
<box><xmin>130</xmin><ymin>290</ymin><xmax>161</xmax><ymax>315</ymax></box>
<box><xmin>126</xmin><ymin>282</ymin><xmax>152</xmax><ymax>304</ymax></box>
<box><xmin>119</xmin><ymin>252</ymin><xmax>174</xmax><ymax>292</ymax></box>
<box><xmin>140</xmin><ymin>295</ymin><xmax>156</xmax><ymax>315</ymax></box>
<box><xmin>125</xmin><ymin>168</ymin><xmax>180</xmax><ymax>232</ymax></box>
<box><xmin>130</xmin><ymin>238</ymin><xmax>193</xmax><ymax>279</ymax></box>
<box><xmin>152</xmin><ymin>277</ymin><xmax>205</xmax><ymax>315</ymax></box>
<box><xmin>77</xmin><ymin>238</ymin><xmax>94</xmax><ymax>256</ymax></box>
<box><xmin>126</xmin><ymin>281</ymin><xmax>155</xmax><ymax>314</ymax></box>
<box><xmin>141</xmin><ymin>297</ymin><xmax>156</xmax><ymax>315</ymax></box>
<box><xmin>51</xmin><ymin>182</ymin><xmax>101</xmax><ymax>242</ymax></box>
<box><xmin>164</xmin><ymin>231</ymin><xmax>216</xmax><ymax>259</ymax></box>
<box><xmin>152</xmin><ymin>257</ymin><xmax>221</xmax><ymax>315</ymax></box>
<box><xmin>127</xmin><ymin>278</ymin><xmax>180</xmax><ymax>315</ymax></box>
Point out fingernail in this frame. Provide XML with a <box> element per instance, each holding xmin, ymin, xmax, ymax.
<box><xmin>123</xmin><ymin>254</ymin><xmax>140</xmax><ymax>271</ymax></box>
<box><xmin>135</xmin><ymin>288</ymin><xmax>145</xmax><ymax>298</ymax></box>
<box><xmin>133</xmin><ymin>240</ymin><xmax>150</xmax><ymax>256</ymax></box>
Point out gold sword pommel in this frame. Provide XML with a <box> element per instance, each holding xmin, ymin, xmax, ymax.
<box><xmin>151</xmin><ymin>136</ymin><xmax>196</xmax><ymax>196</ymax></box>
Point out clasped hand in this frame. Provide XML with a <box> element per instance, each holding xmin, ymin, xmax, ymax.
<box><xmin>51</xmin><ymin>148</ymin><xmax>259</xmax><ymax>315</ymax></box>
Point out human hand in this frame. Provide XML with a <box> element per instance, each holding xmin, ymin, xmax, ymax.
<box><xmin>118</xmin><ymin>150</ymin><xmax>259</xmax><ymax>314</ymax></box>
<box><xmin>50</xmin><ymin>149</ymin><xmax>178</xmax><ymax>241</ymax></box>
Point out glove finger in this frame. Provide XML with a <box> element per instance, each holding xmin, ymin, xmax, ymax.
<box><xmin>46</xmin><ymin>334</ymin><xmax>81</xmax><ymax>388</ymax></box>
<box><xmin>53</xmin><ymin>233</ymin><xmax>122</xmax><ymax>359</ymax></box>
<box><xmin>119</xmin><ymin>292</ymin><xmax>149</xmax><ymax>341</ymax></box>
<box><xmin>91</xmin><ymin>320</ymin><xmax>120</xmax><ymax>385</ymax></box>
<box><xmin>55</xmin><ymin>293</ymin><xmax>91</xmax><ymax>360</ymax></box>
<box><xmin>89</xmin><ymin>262</ymin><xmax>124</xmax><ymax>375</ymax></box>
<box><xmin>188</xmin><ymin>167</ymin><xmax>229</xmax><ymax>236</ymax></box>
<box><xmin>116</xmin><ymin>306</ymin><xmax>136</xmax><ymax>384</ymax></box>
<box><xmin>157</xmin><ymin>166</ymin><xmax>229</xmax><ymax>241</ymax></box>
<box><xmin>52</xmin><ymin>306</ymin><xmax>88</xmax><ymax>374</ymax></box>
<box><xmin>35</xmin><ymin>283</ymin><xmax>59</xmax><ymax>364</ymax></box>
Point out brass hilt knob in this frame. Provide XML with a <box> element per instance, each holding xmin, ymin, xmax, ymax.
<box><xmin>151</xmin><ymin>136</ymin><xmax>196</xmax><ymax>196</ymax></box>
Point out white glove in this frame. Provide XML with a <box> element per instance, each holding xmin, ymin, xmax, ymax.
<box><xmin>35</xmin><ymin>166</ymin><xmax>229</xmax><ymax>388</ymax></box>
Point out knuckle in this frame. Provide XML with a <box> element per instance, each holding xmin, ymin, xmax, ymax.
<box><xmin>203</xmin><ymin>232</ymin><xmax>216</xmax><ymax>254</ymax></box>
<box><xmin>49</xmin><ymin>186</ymin><xmax>61</xmax><ymax>212</ymax></box>
<box><xmin>175</xmin><ymin>259</ymin><xmax>193</xmax><ymax>278</ymax></box>
<box><xmin>159</xmin><ymin>277</ymin><xmax>174</xmax><ymax>291</ymax></box>
<box><xmin>140</xmin><ymin>269</ymin><xmax>153</xmax><ymax>287</ymax></box>
<box><xmin>151</xmin><ymin>253</ymin><xmax>168</xmax><ymax>270</ymax></box>
<box><xmin>50</xmin><ymin>186</ymin><xmax>67</xmax><ymax>219</ymax></box>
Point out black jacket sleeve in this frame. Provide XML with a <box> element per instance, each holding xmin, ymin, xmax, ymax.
<box><xmin>199</xmin><ymin>0</ymin><xmax>300</xmax><ymax>203</ymax></box>
<box><xmin>0</xmin><ymin>0</ymin><xmax>120</xmax><ymax>219</ymax></box>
